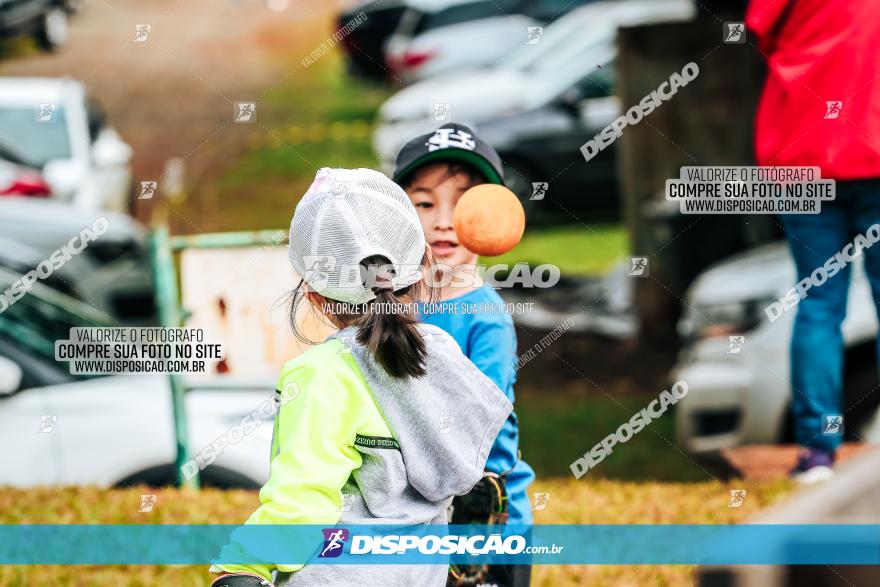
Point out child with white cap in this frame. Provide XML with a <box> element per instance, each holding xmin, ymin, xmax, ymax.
<box><xmin>208</xmin><ymin>167</ymin><xmax>513</xmax><ymax>587</ymax></box>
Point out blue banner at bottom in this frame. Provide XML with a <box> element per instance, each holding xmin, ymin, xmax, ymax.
<box><xmin>0</xmin><ymin>524</ymin><xmax>878</xmax><ymax>565</ymax></box>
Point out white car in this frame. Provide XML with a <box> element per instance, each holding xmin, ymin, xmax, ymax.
<box><xmin>0</xmin><ymin>77</ymin><xmax>133</xmax><ymax>213</ymax></box>
<box><xmin>385</xmin><ymin>0</ymin><xmax>537</xmax><ymax>84</ymax></box>
<box><xmin>0</xmin><ymin>270</ymin><xmax>273</xmax><ymax>488</ymax></box>
<box><xmin>374</xmin><ymin>0</ymin><xmax>695</xmax><ymax>170</ymax></box>
<box><xmin>674</xmin><ymin>242</ymin><xmax>880</xmax><ymax>459</ymax></box>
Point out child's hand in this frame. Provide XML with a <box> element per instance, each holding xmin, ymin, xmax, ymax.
<box><xmin>210</xmin><ymin>572</ymin><xmax>275</xmax><ymax>587</ymax></box>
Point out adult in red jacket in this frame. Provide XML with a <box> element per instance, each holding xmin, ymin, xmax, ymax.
<box><xmin>748</xmin><ymin>0</ymin><xmax>880</xmax><ymax>483</ymax></box>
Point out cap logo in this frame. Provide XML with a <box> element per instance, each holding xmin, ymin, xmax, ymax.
<box><xmin>425</xmin><ymin>128</ymin><xmax>476</xmax><ymax>152</ymax></box>
<box><xmin>303</xmin><ymin>255</ymin><xmax>337</xmax><ymax>290</ymax></box>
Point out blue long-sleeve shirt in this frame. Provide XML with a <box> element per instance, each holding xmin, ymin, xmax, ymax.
<box><xmin>421</xmin><ymin>284</ymin><xmax>535</xmax><ymax>524</ymax></box>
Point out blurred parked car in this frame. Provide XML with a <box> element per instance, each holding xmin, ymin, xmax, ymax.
<box><xmin>0</xmin><ymin>0</ymin><xmax>69</xmax><ymax>51</ymax></box>
<box><xmin>0</xmin><ymin>198</ymin><xmax>155</xmax><ymax>324</ymax></box>
<box><xmin>383</xmin><ymin>0</ymin><xmax>599</xmax><ymax>84</ymax></box>
<box><xmin>385</xmin><ymin>0</ymin><xmax>537</xmax><ymax>83</ymax></box>
<box><xmin>339</xmin><ymin>0</ymin><xmax>595</xmax><ymax>82</ymax></box>
<box><xmin>336</xmin><ymin>0</ymin><xmax>408</xmax><ymax>80</ymax></box>
<box><xmin>0</xmin><ymin>268</ymin><xmax>273</xmax><ymax>488</ymax></box>
<box><xmin>674</xmin><ymin>242</ymin><xmax>880</xmax><ymax>463</ymax></box>
<box><xmin>375</xmin><ymin>0</ymin><xmax>695</xmax><ymax>215</ymax></box>
<box><xmin>0</xmin><ymin>77</ymin><xmax>133</xmax><ymax>212</ymax></box>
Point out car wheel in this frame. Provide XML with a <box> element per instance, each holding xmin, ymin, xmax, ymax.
<box><xmin>37</xmin><ymin>6</ymin><xmax>69</xmax><ymax>51</ymax></box>
<box><xmin>115</xmin><ymin>464</ymin><xmax>261</xmax><ymax>490</ymax></box>
<box><xmin>690</xmin><ymin>452</ymin><xmax>742</xmax><ymax>481</ymax></box>
<box><xmin>776</xmin><ymin>341</ymin><xmax>880</xmax><ymax>444</ymax></box>
<box><xmin>842</xmin><ymin>341</ymin><xmax>880</xmax><ymax>440</ymax></box>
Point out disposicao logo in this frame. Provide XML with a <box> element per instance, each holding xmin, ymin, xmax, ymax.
<box><xmin>319</xmin><ymin>528</ymin><xmax>348</xmax><ymax>558</ymax></box>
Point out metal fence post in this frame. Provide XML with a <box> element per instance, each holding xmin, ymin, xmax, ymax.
<box><xmin>149</xmin><ymin>224</ymin><xmax>199</xmax><ymax>489</ymax></box>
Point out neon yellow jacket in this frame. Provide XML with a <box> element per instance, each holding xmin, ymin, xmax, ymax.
<box><xmin>212</xmin><ymin>325</ymin><xmax>511</xmax><ymax>585</ymax></box>
<box><xmin>215</xmin><ymin>339</ymin><xmax>392</xmax><ymax>580</ymax></box>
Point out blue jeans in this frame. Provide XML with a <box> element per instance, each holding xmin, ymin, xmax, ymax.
<box><xmin>781</xmin><ymin>179</ymin><xmax>880</xmax><ymax>453</ymax></box>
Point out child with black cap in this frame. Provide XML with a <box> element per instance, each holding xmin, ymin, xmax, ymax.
<box><xmin>394</xmin><ymin>123</ymin><xmax>535</xmax><ymax>587</ymax></box>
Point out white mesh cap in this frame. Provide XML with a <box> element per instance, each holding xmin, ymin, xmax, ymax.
<box><xmin>288</xmin><ymin>167</ymin><xmax>427</xmax><ymax>304</ymax></box>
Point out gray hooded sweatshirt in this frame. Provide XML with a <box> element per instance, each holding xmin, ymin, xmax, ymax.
<box><xmin>270</xmin><ymin>323</ymin><xmax>512</xmax><ymax>586</ymax></box>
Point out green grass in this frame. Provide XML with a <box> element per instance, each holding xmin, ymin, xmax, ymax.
<box><xmin>200</xmin><ymin>138</ymin><xmax>380</xmax><ymax>231</ymax></box>
<box><xmin>0</xmin><ymin>37</ymin><xmax>39</xmax><ymax>60</ymax></box>
<box><xmin>486</xmin><ymin>224</ymin><xmax>628</xmax><ymax>276</ymax></box>
<box><xmin>261</xmin><ymin>61</ymin><xmax>390</xmax><ymax>123</ymax></box>
<box><xmin>518</xmin><ymin>395</ymin><xmax>706</xmax><ymax>482</ymax></box>
<box><xmin>0</xmin><ymin>479</ymin><xmax>793</xmax><ymax>586</ymax></box>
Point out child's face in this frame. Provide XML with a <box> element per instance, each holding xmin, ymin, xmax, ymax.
<box><xmin>404</xmin><ymin>163</ymin><xmax>480</xmax><ymax>269</ymax></box>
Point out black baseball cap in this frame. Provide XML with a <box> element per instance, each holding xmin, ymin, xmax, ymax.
<box><xmin>392</xmin><ymin>123</ymin><xmax>506</xmax><ymax>187</ymax></box>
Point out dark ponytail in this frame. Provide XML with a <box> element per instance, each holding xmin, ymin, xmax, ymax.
<box><xmin>288</xmin><ymin>251</ymin><xmax>439</xmax><ymax>379</ymax></box>
<box><xmin>354</xmin><ymin>254</ymin><xmax>430</xmax><ymax>378</ymax></box>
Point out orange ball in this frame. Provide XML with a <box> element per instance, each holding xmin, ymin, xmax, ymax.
<box><xmin>453</xmin><ymin>184</ymin><xmax>525</xmax><ymax>256</ymax></box>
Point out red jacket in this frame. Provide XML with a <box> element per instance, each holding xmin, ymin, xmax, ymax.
<box><xmin>747</xmin><ymin>0</ymin><xmax>880</xmax><ymax>179</ymax></box>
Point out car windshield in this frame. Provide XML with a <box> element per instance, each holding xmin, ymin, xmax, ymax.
<box><xmin>0</xmin><ymin>267</ymin><xmax>114</xmax><ymax>367</ymax></box>
<box><xmin>0</xmin><ymin>105</ymin><xmax>72</xmax><ymax>168</ymax></box>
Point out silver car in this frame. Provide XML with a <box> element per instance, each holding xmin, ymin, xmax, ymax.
<box><xmin>674</xmin><ymin>242</ymin><xmax>880</xmax><ymax>458</ymax></box>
